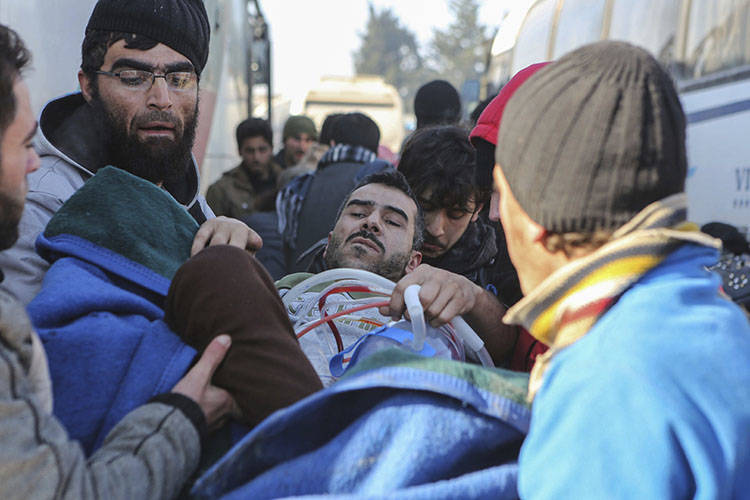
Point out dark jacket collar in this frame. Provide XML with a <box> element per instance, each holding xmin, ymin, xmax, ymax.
<box><xmin>422</xmin><ymin>218</ymin><xmax>498</xmax><ymax>280</ymax></box>
<box><xmin>235</xmin><ymin>159</ymin><xmax>281</xmax><ymax>188</ymax></box>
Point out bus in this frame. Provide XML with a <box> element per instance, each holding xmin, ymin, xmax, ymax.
<box><xmin>303</xmin><ymin>75</ymin><xmax>404</xmax><ymax>154</ymax></box>
<box><xmin>0</xmin><ymin>0</ymin><xmax>257</xmax><ymax>193</ymax></box>
<box><xmin>485</xmin><ymin>0</ymin><xmax>750</xmax><ymax>235</ymax></box>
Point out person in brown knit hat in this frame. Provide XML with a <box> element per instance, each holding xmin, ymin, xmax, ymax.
<box><xmin>492</xmin><ymin>41</ymin><xmax>750</xmax><ymax>497</ymax></box>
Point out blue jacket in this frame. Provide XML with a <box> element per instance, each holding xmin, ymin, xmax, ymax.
<box><xmin>27</xmin><ymin>167</ymin><xmax>198</xmax><ymax>454</ymax></box>
<box><xmin>519</xmin><ymin>244</ymin><xmax>750</xmax><ymax>499</ymax></box>
<box><xmin>191</xmin><ymin>349</ymin><xmax>531</xmax><ymax>499</ymax></box>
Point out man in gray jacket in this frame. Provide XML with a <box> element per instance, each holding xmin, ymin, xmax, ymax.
<box><xmin>0</xmin><ymin>24</ymin><xmax>236</xmax><ymax>499</ymax></box>
<box><xmin>0</xmin><ymin>0</ymin><xmax>261</xmax><ymax>305</ymax></box>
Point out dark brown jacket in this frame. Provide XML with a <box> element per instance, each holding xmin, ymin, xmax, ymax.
<box><xmin>206</xmin><ymin>161</ymin><xmax>281</xmax><ymax>219</ymax></box>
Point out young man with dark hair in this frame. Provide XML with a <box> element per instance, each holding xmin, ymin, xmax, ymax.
<box><xmin>0</xmin><ymin>23</ymin><xmax>236</xmax><ymax>499</ymax></box>
<box><xmin>206</xmin><ymin>117</ymin><xmax>281</xmax><ymax>218</ymax></box>
<box><xmin>278</xmin><ymin>112</ymin><xmax>389</xmax><ymax>273</ymax></box>
<box><xmin>399</xmin><ymin>126</ymin><xmax>518</xmax><ymax>295</ymax></box>
<box><xmin>400</xmin><ymin>126</ymin><xmax>490</xmax><ymax>266</ymax></box>
<box><xmin>393</xmin><ymin>125</ymin><xmax>520</xmax><ymax>363</ymax></box>
<box><xmin>277</xmin><ymin>169</ymin><xmax>423</xmax><ymax>385</ymax></box>
<box><xmin>0</xmin><ymin>0</ymin><xmax>261</xmax><ymax>306</ymax></box>
<box><xmin>321</xmin><ymin>169</ymin><xmax>423</xmax><ymax>281</ymax></box>
<box><xmin>493</xmin><ymin>41</ymin><xmax>750</xmax><ymax>496</ymax></box>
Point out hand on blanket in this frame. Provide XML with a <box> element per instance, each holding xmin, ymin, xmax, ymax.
<box><xmin>172</xmin><ymin>335</ymin><xmax>239</xmax><ymax>429</ymax></box>
<box><xmin>381</xmin><ymin>264</ymin><xmax>482</xmax><ymax>328</ymax></box>
<box><xmin>191</xmin><ymin>216</ymin><xmax>263</xmax><ymax>256</ymax></box>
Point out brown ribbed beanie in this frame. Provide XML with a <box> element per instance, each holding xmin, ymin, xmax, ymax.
<box><xmin>496</xmin><ymin>41</ymin><xmax>686</xmax><ymax>232</ymax></box>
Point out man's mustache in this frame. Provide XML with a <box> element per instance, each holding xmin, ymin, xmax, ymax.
<box><xmin>423</xmin><ymin>232</ymin><xmax>445</xmax><ymax>249</ymax></box>
<box><xmin>346</xmin><ymin>230</ymin><xmax>385</xmax><ymax>252</ymax></box>
<box><xmin>133</xmin><ymin>111</ymin><xmax>180</xmax><ymax>130</ymax></box>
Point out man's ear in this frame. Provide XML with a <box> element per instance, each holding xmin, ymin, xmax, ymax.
<box><xmin>78</xmin><ymin>69</ymin><xmax>94</xmax><ymax>103</ymax></box>
<box><xmin>322</xmin><ymin>232</ymin><xmax>332</xmax><ymax>259</ymax></box>
<box><xmin>404</xmin><ymin>250</ymin><xmax>422</xmax><ymax>274</ymax></box>
<box><xmin>471</xmin><ymin>202</ymin><xmax>484</xmax><ymax>223</ymax></box>
<box><xmin>532</xmin><ymin>224</ymin><xmax>547</xmax><ymax>244</ymax></box>
<box><xmin>530</xmin><ymin>220</ymin><xmax>563</xmax><ymax>259</ymax></box>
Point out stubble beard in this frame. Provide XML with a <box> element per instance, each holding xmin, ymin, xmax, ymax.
<box><xmin>324</xmin><ymin>232</ymin><xmax>411</xmax><ymax>282</ymax></box>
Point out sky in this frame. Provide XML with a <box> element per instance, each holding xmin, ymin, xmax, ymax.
<box><xmin>260</xmin><ymin>0</ymin><xmax>531</xmax><ymax>112</ymax></box>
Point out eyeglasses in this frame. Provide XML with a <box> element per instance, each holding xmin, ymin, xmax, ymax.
<box><xmin>95</xmin><ymin>69</ymin><xmax>197</xmax><ymax>91</ymax></box>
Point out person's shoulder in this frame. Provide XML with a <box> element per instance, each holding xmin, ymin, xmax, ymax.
<box><xmin>0</xmin><ymin>289</ymin><xmax>33</xmax><ymax>348</ymax></box>
<box><xmin>596</xmin><ymin>263</ymin><xmax>750</xmax><ymax>360</ymax></box>
<box><xmin>269</xmin><ymin>159</ymin><xmax>284</xmax><ymax>175</ymax></box>
<box><xmin>27</xmin><ymin>155</ymin><xmax>83</xmax><ymax>200</ymax></box>
<box><xmin>210</xmin><ymin>165</ymin><xmax>248</xmax><ymax>189</ymax></box>
<box><xmin>539</xmin><ymin>281</ymin><xmax>750</xmax><ymax>419</ymax></box>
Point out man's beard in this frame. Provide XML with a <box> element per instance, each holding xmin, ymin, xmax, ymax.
<box><xmin>246</xmin><ymin>161</ymin><xmax>272</xmax><ymax>182</ymax></box>
<box><xmin>90</xmin><ymin>91</ymin><xmax>198</xmax><ymax>185</ymax></box>
<box><xmin>324</xmin><ymin>230</ymin><xmax>411</xmax><ymax>282</ymax></box>
<box><xmin>0</xmin><ymin>188</ymin><xmax>23</xmax><ymax>251</ymax></box>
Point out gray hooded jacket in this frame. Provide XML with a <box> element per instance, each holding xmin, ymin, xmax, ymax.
<box><xmin>0</xmin><ymin>93</ymin><xmax>214</xmax><ymax>305</ymax></box>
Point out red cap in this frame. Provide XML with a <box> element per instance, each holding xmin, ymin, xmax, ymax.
<box><xmin>470</xmin><ymin>62</ymin><xmax>550</xmax><ymax>146</ymax></box>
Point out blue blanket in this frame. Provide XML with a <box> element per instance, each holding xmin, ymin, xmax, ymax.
<box><xmin>28</xmin><ymin>253</ymin><xmax>196</xmax><ymax>453</ymax></box>
<box><xmin>27</xmin><ymin>167</ymin><xmax>198</xmax><ymax>454</ymax></box>
<box><xmin>192</xmin><ymin>350</ymin><xmax>530</xmax><ymax>499</ymax></box>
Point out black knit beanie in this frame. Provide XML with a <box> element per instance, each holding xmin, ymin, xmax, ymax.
<box><xmin>496</xmin><ymin>41</ymin><xmax>686</xmax><ymax>233</ymax></box>
<box><xmin>86</xmin><ymin>0</ymin><xmax>210</xmax><ymax>74</ymax></box>
<box><xmin>414</xmin><ymin>80</ymin><xmax>461</xmax><ymax>128</ymax></box>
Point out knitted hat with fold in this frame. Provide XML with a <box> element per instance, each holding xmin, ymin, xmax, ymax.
<box><xmin>282</xmin><ymin>115</ymin><xmax>318</xmax><ymax>141</ymax></box>
<box><xmin>496</xmin><ymin>41</ymin><xmax>686</xmax><ymax>233</ymax></box>
<box><xmin>470</xmin><ymin>62</ymin><xmax>549</xmax><ymax>187</ymax></box>
<box><xmin>86</xmin><ymin>0</ymin><xmax>210</xmax><ymax>74</ymax></box>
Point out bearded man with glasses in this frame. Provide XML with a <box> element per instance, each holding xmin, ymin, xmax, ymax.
<box><xmin>0</xmin><ymin>0</ymin><xmax>263</xmax><ymax>305</ymax></box>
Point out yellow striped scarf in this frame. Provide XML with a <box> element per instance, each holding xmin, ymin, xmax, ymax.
<box><xmin>503</xmin><ymin>194</ymin><xmax>720</xmax><ymax>401</ymax></box>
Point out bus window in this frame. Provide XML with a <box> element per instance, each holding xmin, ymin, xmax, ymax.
<box><xmin>683</xmin><ymin>0</ymin><xmax>750</xmax><ymax>80</ymax></box>
<box><xmin>552</xmin><ymin>0</ymin><xmax>606</xmax><ymax>59</ymax></box>
<box><xmin>486</xmin><ymin>49</ymin><xmax>513</xmax><ymax>95</ymax></box>
<box><xmin>608</xmin><ymin>0</ymin><xmax>680</xmax><ymax>64</ymax></box>
<box><xmin>512</xmin><ymin>0</ymin><xmax>557</xmax><ymax>74</ymax></box>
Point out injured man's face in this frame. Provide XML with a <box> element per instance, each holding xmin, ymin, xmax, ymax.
<box><xmin>323</xmin><ymin>182</ymin><xmax>421</xmax><ymax>281</ymax></box>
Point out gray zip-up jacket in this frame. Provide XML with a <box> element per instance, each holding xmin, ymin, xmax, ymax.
<box><xmin>0</xmin><ymin>93</ymin><xmax>214</xmax><ymax>305</ymax></box>
<box><xmin>0</xmin><ymin>285</ymin><xmax>203</xmax><ymax>499</ymax></box>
